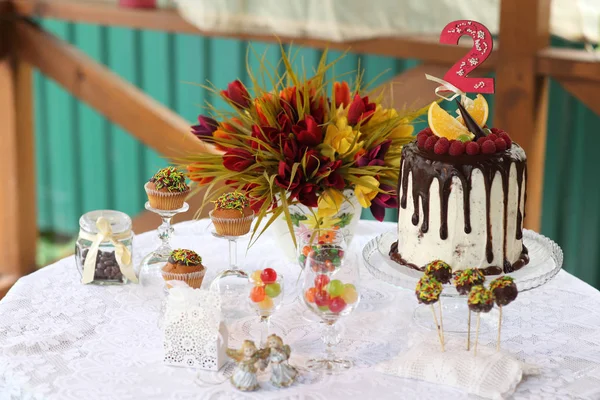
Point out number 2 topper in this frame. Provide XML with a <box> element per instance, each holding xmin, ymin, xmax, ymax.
<box><xmin>438</xmin><ymin>20</ymin><xmax>495</xmax><ymax>95</ymax></box>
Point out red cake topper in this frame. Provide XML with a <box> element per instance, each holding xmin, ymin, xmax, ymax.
<box><xmin>439</xmin><ymin>20</ymin><xmax>495</xmax><ymax>94</ymax></box>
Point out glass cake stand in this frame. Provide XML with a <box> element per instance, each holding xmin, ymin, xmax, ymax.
<box><xmin>363</xmin><ymin>229</ymin><xmax>563</xmax><ymax>333</ymax></box>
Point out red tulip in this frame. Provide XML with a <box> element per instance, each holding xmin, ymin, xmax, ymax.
<box><xmin>356</xmin><ymin>140</ymin><xmax>391</xmax><ymax>167</ymax></box>
<box><xmin>347</xmin><ymin>94</ymin><xmax>377</xmax><ymax>125</ymax></box>
<box><xmin>282</xmin><ymin>137</ymin><xmax>300</xmax><ymax>161</ymax></box>
<box><xmin>370</xmin><ymin>184</ymin><xmax>398</xmax><ymax>222</ymax></box>
<box><xmin>293</xmin><ymin>116</ymin><xmax>322</xmax><ymax>147</ymax></box>
<box><xmin>277</xmin><ymin>112</ymin><xmax>293</xmax><ymax>133</ymax></box>
<box><xmin>310</xmin><ymin>96</ymin><xmax>327</xmax><ymax>125</ymax></box>
<box><xmin>318</xmin><ymin>160</ymin><xmax>345</xmax><ymax>190</ymax></box>
<box><xmin>223</xmin><ymin>148</ymin><xmax>254</xmax><ymax>172</ymax></box>
<box><xmin>221</xmin><ymin>80</ymin><xmax>250</xmax><ymax>108</ymax></box>
<box><xmin>191</xmin><ymin>115</ymin><xmax>218</xmax><ymax>140</ymax></box>
<box><xmin>251</xmin><ymin>125</ymin><xmax>282</xmax><ymax>150</ymax></box>
<box><xmin>334</xmin><ymin>81</ymin><xmax>351</xmax><ymax>108</ymax></box>
<box><xmin>292</xmin><ymin>183</ymin><xmax>319</xmax><ymax>208</ymax></box>
<box><xmin>303</xmin><ymin>149</ymin><xmax>322</xmax><ymax>178</ymax></box>
<box><xmin>274</xmin><ymin>161</ymin><xmax>302</xmax><ymax>191</ymax></box>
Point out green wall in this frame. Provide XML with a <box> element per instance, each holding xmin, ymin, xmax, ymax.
<box><xmin>34</xmin><ymin>20</ymin><xmax>600</xmax><ymax>288</ymax></box>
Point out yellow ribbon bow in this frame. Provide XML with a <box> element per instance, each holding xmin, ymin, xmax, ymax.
<box><xmin>81</xmin><ymin>217</ymin><xmax>138</xmax><ymax>284</ymax></box>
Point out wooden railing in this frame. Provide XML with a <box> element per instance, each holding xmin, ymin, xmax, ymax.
<box><xmin>0</xmin><ymin>0</ymin><xmax>599</xmax><ymax>297</ymax></box>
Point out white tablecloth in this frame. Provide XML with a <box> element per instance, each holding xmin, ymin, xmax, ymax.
<box><xmin>1</xmin><ymin>220</ymin><xmax>600</xmax><ymax>399</ymax></box>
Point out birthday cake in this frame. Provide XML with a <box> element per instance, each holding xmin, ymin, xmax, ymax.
<box><xmin>390</xmin><ymin>96</ymin><xmax>529</xmax><ymax>275</ymax></box>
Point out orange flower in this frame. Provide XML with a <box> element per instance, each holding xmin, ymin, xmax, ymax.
<box><xmin>254</xmin><ymin>93</ymin><xmax>274</xmax><ymax>126</ymax></box>
<box><xmin>186</xmin><ymin>165</ymin><xmax>214</xmax><ymax>185</ymax></box>
<box><xmin>319</xmin><ymin>228</ymin><xmax>339</xmax><ymax>244</ymax></box>
<box><xmin>334</xmin><ymin>81</ymin><xmax>351</xmax><ymax>108</ymax></box>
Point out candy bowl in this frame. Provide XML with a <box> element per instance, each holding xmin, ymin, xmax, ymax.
<box><xmin>300</xmin><ymin>252</ymin><xmax>360</xmax><ymax>373</ymax></box>
<box><xmin>247</xmin><ymin>268</ymin><xmax>284</xmax><ymax>346</ymax></box>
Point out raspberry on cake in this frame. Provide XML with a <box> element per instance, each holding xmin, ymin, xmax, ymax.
<box><xmin>390</xmin><ymin>97</ymin><xmax>529</xmax><ymax>275</ymax></box>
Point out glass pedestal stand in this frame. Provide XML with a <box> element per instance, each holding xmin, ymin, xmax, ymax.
<box><xmin>363</xmin><ymin>230</ymin><xmax>564</xmax><ymax>335</ymax></box>
<box><xmin>209</xmin><ymin>232</ymin><xmax>250</xmax><ymax>317</ymax></box>
<box><xmin>138</xmin><ymin>201</ymin><xmax>189</xmax><ymax>289</ymax></box>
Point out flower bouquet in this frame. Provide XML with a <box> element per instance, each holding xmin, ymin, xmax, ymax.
<box><xmin>180</xmin><ymin>48</ymin><xmax>425</xmax><ymax>249</ymax></box>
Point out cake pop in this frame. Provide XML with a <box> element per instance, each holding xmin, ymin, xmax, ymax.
<box><xmin>454</xmin><ymin>268</ymin><xmax>485</xmax><ymax>295</ymax></box>
<box><xmin>490</xmin><ymin>276</ymin><xmax>518</xmax><ymax>351</ymax></box>
<box><xmin>468</xmin><ymin>285</ymin><xmax>494</xmax><ymax>355</ymax></box>
<box><xmin>424</xmin><ymin>260</ymin><xmax>453</xmax><ymax>284</ymax></box>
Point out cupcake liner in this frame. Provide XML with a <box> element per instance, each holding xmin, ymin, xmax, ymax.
<box><xmin>145</xmin><ymin>182</ymin><xmax>190</xmax><ymax>210</ymax></box>
<box><xmin>209</xmin><ymin>211</ymin><xmax>254</xmax><ymax>237</ymax></box>
<box><xmin>161</xmin><ymin>268</ymin><xmax>206</xmax><ymax>289</ymax></box>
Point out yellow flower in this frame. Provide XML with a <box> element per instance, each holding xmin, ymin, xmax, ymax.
<box><xmin>321</xmin><ymin>117</ymin><xmax>362</xmax><ymax>160</ymax></box>
<box><xmin>354</xmin><ymin>176</ymin><xmax>380</xmax><ymax>208</ymax></box>
<box><xmin>317</xmin><ymin>189</ymin><xmax>345</xmax><ymax>218</ymax></box>
<box><xmin>386</xmin><ymin>144</ymin><xmax>403</xmax><ymax>168</ymax></box>
<box><xmin>389</xmin><ymin>123</ymin><xmax>414</xmax><ymax>140</ymax></box>
<box><xmin>369</xmin><ymin>105</ymin><xmax>398</xmax><ymax>126</ymax></box>
<box><xmin>304</xmin><ymin>213</ymin><xmax>341</xmax><ymax>230</ymax></box>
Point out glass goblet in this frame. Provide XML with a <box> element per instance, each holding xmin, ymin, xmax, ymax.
<box><xmin>301</xmin><ymin>252</ymin><xmax>360</xmax><ymax>373</ymax></box>
<box><xmin>248</xmin><ymin>268</ymin><xmax>284</xmax><ymax>347</ymax></box>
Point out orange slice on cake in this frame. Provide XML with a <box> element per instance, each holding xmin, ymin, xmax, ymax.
<box><xmin>456</xmin><ymin>94</ymin><xmax>489</xmax><ymax>127</ymax></box>
<box><xmin>428</xmin><ymin>102</ymin><xmax>474</xmax><ymax>140</ymax></box>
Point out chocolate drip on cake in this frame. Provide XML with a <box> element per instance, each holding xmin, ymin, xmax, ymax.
<box><xmin>398</xmin><ymin>142</ymin><xmax>527</xmax><ymax>270</ymax></box>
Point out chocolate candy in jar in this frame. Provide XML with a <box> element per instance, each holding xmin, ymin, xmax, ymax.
<box><xmin>75</xmin><ymin>210</ymin><xmax>133</xmax><ymax>285</ymax></box>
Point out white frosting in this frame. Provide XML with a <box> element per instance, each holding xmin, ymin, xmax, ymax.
<box><xmin>397</xmin><ymin>163</ymin><xmax>526</xmax><ymax>271</ymax></box>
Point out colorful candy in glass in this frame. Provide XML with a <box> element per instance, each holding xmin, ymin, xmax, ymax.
<box><xmin>304</xmin><ymin>274</ymin><xmax>358</xmax><ymax>316</ymax></box>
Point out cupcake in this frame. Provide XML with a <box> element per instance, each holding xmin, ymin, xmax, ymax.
<box><xmin>145</xmin><ymin>167</ymin><xmax>190</xmax><ymax>210</ymax></box>
<box><xmin>161</xmin><ymin>249</ymin><xmax>206</xmax><ymax>289</ymax></box>
<box><xmin>210</xmin><ymin>192</ymin><xmax>254</xmax><ymax>236</ymax></box>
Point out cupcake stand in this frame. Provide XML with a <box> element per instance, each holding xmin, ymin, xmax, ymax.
<box><xmin>363</xmin><ymin>229</ymin><xmax>564</xmax><ymax>333</ymax></box>
<box><xmin>138</xmin><ymin>201</ymin><xmax>189</xmax><ymax>287</ymax></box>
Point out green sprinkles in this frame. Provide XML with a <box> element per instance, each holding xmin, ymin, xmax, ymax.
<box><xmin>415</xmin><ymin>275</ymin><xmax>442</xmax><ymax>302</ymax></box>
<box><xmin>453</xmin><ymin>268</ymin><xmax>485</xmax><ymax>287</ymax></box>
<box><xmin>490</xmin><ymin>276</ymin><xmax>515</xmax><ymax>291</ymax></box>
<box><xmin>151</xmin><ymin>167</ymin><xmax>188</xmax><ymax>192</ymax></box>
<box><xmin>214</xmin><ymin>191</ymin><xmax>250</xmax><ymax>214</ymax></box>
<box><xmin>468</xmin><ymin>285</ymin><xmax>494</xmax><ymax>306</ymax></box>
<box><xmin>169</xmin><ymin>249</ymin><xmax>202</xmax><ymax>265</ymax></box>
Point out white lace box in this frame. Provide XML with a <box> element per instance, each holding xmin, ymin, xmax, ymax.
<box><xmin>162</xmin><ymin>287</ymin><xmax>228</xmax><ymax>371</ymax></box>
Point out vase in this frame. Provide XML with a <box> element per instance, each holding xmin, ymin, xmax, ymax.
<box><xmin>270</xmin><ymin>189</ymin><xmax>362</xmax><ymax>260</ymax></box>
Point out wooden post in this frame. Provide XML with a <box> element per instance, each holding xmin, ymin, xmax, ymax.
<box><xmin>0</xmin><ymin>11</ymin><xmax>37</xmax><ymax>297</ymax></box>
<box><xmin>495</xmin><ymin>0</ymin><xmax>551</xmax><ymax>231</ymax></box>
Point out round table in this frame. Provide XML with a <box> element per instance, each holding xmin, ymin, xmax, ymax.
<box><xmin>1</xmin><ymin>220</ymin><xmax>600</xmax><ymax>399</ymax></box>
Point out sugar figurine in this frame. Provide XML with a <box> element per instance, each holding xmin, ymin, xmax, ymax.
<box><xmin>226</xmin><ymin>340</ymin><xmax>262</xmax><ymax>391</ymax></box>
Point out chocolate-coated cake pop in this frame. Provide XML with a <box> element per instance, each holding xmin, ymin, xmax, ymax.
<box><xmin>490</xmin><ymin>276</ymin><xmax>518</xmax><ymax>306</ymax></box>
<box><xmin>468</xmin><ymin>285</ymin><xmax>494</xmax><ymax>313</ymax></box>
<box><xmin>415</xmin><ymin>275</ymin><xmax>443</xmax><ymax>304</ymax></box>
<box><xmin>424</xmin><ymin>260</ymin><xmax>453</xmax><ymax>284</ymax></box>
<box><xmin>454</xmin><ymin>268</ymin><xmax>485</xmax><ymax>295</ymax></box>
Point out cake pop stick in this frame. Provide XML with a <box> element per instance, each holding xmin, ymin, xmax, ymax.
<box><xmin>467</xmin><ymin>308</ymin><xmax>472</xmax><ymax>351</ymax></box>
<box><xmin>468</xmin><ymin>285</ymin><xmax>494</xmax><ymax>356</ymax></box>
<box><xmin>490</xmin><ymin>276</ymin><xmax>518</xmax><ymax>351</ymax></box>
<box><xmin>424</xmin><ymin>261</ymin><xmax>452</xmax><ymax>344</ymax></box>
<box><xmin>416</xmin><ymin>275</ymin><xmax>444</xmax><ymax>351</ymax></box>
<box><xmin>454</xmin><ymin>268</ymin><xmax>485</xmax><ymax>349</ymax></box>
<box><xmin>438</xmin><ymin>299</ymin><xmax>445</xmax><ymax>345</ymax></box>
<box><xmin>497</xmin><ymin>306</ymin><xmax>502</xmax><ymax>351</ymax></box>
<box><xmin>474</xmin><ymin>313</ymin><xmax>482</xmax><ymax>356</ymax></box>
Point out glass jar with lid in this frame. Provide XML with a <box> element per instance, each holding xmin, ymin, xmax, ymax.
<box><xmin>75</xmin><ymin>210</ymin><xmax>134</xmax><ymax>285</ymax></box>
